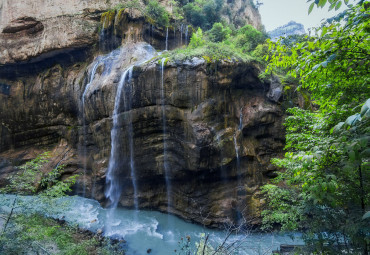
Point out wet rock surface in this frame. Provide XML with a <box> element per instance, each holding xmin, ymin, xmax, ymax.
<box><xmin>0</xmin><ymin>0</ymin><xmax>273</xmax><ymax>229</ymax></box>
<box><xmin>0</xmin><ymin>43</ymin><xmax>285</xmax><ymax>227</ymax></box>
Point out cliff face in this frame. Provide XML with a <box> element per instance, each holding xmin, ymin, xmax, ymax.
<box><xmin>221</xmin><ymin>0</ymin><xmax>262</xmax><ymax>29</ymax></box>
<box><xmin>0</xmin><ymin>0</ymin><xmax>263</xmax><ymax>67</ymax></box>
<box><xmin>0</xmin><ymin>0</ymin><xmax>278</xmax><ymax>228</ymax></box>
<box><xmin>268</xmin><ymin>21</ymin><xmax>306</xmax><ymax>41</ymax></box>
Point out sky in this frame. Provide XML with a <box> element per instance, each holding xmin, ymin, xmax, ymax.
<box><xmin>258</xmin><ymin>0</ymin><xmax>355</xmax><ymax>32</ymax></box>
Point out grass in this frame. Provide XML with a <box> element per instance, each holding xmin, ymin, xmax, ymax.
<box><xmin>0</xmin><ymin>213</ymin><xmax>124</xmax><ymax>255</ymax></box>
<box><xmin>162</xmin><ymin>42</ymin><xmax>254</xmax><ymax>63</ymax></box>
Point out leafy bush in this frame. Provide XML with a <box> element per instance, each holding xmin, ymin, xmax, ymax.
<box><xmin>1</xmin><ymin>151</ymin><xmax>78</xmax><ymax>197</ymax></box>
<box><xmin>183</xmin><ymin>3</ymin><xmax>206</xmax><ymax>27</ymax></box>
<box><xmin>163</xmin><ymin>23</ymin><xmax>266</xmax><ymax>63</ymax></box>
<box><xmin>208</xmin><ymin>22</ymin><xmax>231</xmax><ymax>42</ymax></box>
<box><xmin>189</xmin><ymin>28</ymin><xmax>206</xmax><ymax>48</ymax></box>
<box><xmin>183</xmin><ymin>0</ymin><xmax>224</xmax><ymax>29</ymax></box>
<box><xmin>230</xmin><ymin>24</ymin><xmax>267</xmax><ymax>52</ymax></box>
<box><xmin>146</xmin><ymin>0</ymin><xmax>169</xmax><ymax>27</ymax></box>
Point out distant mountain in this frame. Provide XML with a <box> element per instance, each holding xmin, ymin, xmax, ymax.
<box><xmin>268</xmin><ymin>21</ymin><xmax>305</xmax><ymax>41</ymax></box>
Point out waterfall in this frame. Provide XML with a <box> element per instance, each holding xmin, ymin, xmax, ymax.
<box><xmin>185</xmin><ymin>25</ymin><xmax>189</xmax><ymax>44</ymax></box>
<box><xmin>105</xmin><ymin>67</ymin><xmax>133</xmax><ymax>209</ymax></box>
<box><xmin>102</xmin><ymin>43</ymin><xmax>156</xmax><ymax>233</ymax></box>
<box><xmin>216</xmin><ymin>132</ymin><xmax>227</xmax><ymax>181</ymax></box>
<box><xmin>180</xmin><ymin>24</ymin><xmax>183</xmax><ymax>45</ymax></box>
<box><xmin>151</xmin><ymin>24</ymin><xmax>154</xmax><ymax>45</ymax></box>
<box><xmin>239</xmin><ymin>108</ymin><xmax>243</xmax><ymax>131</ymax></box>
<box><xmin>122</xmin><ymin>69</ymin><xmax>140</xmax><ymax>211</ymax></box>
<box><xmin>165</xmin><ymin>27</ymin><xmax>169</xmax><ymax>51</ymax></box>
<box><xmin>81</xmin><ymin>49</ymin><xmax>120</xmax><ymax>198</ymax></box>
<box><xmin>235</xmin><ymin>108</ymin><xmax>244</xmax><ymax>225</ymax></box>
<box><xmin>233</xmin><ymin>135</ymin><xmax>240</xmax><ymax>171</ymax></box>
<box><xmin>234</xmin><ymin>108</ymin><xmax>243</xmax><ymax>186</ymax></box>
<box><xmin>160</xmin><ymin>58</ymin><xmax>171</xmax><ymax>214</ymax></box>
<box><xmin>81</xmin><ymin>58</ymin><xmax>101</xmax><ymax>197</ymax></box>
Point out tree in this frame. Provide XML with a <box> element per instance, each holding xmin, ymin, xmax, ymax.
<box><xmin>262</xmin><ymin>2</ymin><xmax>370</xmax><ymax>253</ymax></box>
<box><xmin>209</xmin><ymin>22</ymin><xmax>231</xmax><ymax>42</ymax></box>
<box><xmin>183</xmin><ymin>0</ymin><xmax>224</xmax><ymax>29</ymax></box>
<box><xmin>306</xmin><ymin>0</ymin><xmax>363</xmax><ymax>14</ymax></box>
<box><xmin>233</xmin><ymin>24</ymin><xmax>266</xmax><ymax>52</ymax></box>
<box><xmin>189</xmin><ymin>28</ymin><xmax>206</xmax><ymax>48</ymax></box>
<box><xmin>183</xmin><ymin>3</ymin><xmax>206</xmax><ymax>27</ymax></box>
<box><xmin>146</xmin><ymin>0</ymin><xmax>170</xmax><ymax>27</ymax></box>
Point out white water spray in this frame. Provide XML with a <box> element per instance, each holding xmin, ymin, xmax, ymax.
<box><xmin>160</xmin><ymin>58</ymin><xmax>171</xmax><ymax>214</ymax></box>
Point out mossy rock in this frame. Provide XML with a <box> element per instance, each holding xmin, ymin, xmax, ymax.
<box><xmin>101</xmin><ymin>10</ymin><xmax>116</xmax><ymax>30</ymax></box>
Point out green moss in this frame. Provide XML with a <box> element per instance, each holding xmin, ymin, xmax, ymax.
<box><xmin>101</xmin><ymin>10</ymin><xmax>116</xmax><ymax>30</ymax></box>
<box><xmin>157</xmin><ymin>57</ymin><xmax>168</xmax><ymax>66</ymax></box>
<box><xmin>117</xmin><ymin>8</ymin><xmax>126</xmax><ymax>21</ymax></box>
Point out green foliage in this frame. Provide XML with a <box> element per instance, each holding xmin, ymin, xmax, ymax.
<box><xmin>251</xmin><ymin>43</ymin><xmax>269</xmax><ymax>63</ymax></box>
<box><xmin>263</xmin><ymin>105</ymin><xmax>370</xmax><ymax>252</ymax></box>
<box><xmin>183</xmin><ymin>0</ymin><xmax>224</xmax><ymax>29</ymax></box>
<box><xmin>307</xmin><ymin>0</ymin><xmax>354</xmax><ymax>14</ymax></box>
<box><xmin>183</xmin><ymin>3</ymin><xmax>206</xmax><ymax>27</ymax></box>
<box><xmin>262</xmin><ymin>2</ymin><xmax>370</xmax><ymax>253</ymax></box>
<box><xmin>261</xmin><ymin>184</ymin><xmax>302</xmax><ymax>231</ymax></box>
<box><xmin>208</xmin><ymin>22</ymin><xmax>231</xmax><ymax>42</ymax></box>
<box><xmin>266</xmin><ymin>3</ymin><xmax>370</xmax><ymax>120</ymax></box>
<box><xmin>146</xmin><ymin>0</ymin><xmax>170</xmax><ymax>27</ymax></box>
<box><xmin>189</xmin><ymin>28</ymin><xmax>206</xmax><ymax>48</ymax></box>
<box><xmin>164</xmin><ymin>22</ymin><xmax>266</xmax><ymax>64</ymax></box>
<box><xmin>163</xmin><ymin>40</ymin><xmax>252</xmax><ymax>63</ymax></box>
<box><xmin>0</xmin><ymin>214</ymin><xmax>124</xmax><ymax>255</ymax></box>
<box><xmin>0</xmin><ymin>153</ymin><xmax>117</xmax><ymax>254</ymax></box>
<box><xmin>228</xmin><ymin>24</ymin><xmax>267</xmax><ymax>53</ymax></box>
<box><xmin>1</xmin><ymin>152</ymin><xmax>78</xmax><ymax>197</ymax></box>
<box><xmin>2</xmin><ymin>152</ymin><xmax>50</xmax><ymax>194</ymax></box>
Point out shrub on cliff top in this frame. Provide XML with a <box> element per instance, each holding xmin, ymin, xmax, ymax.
<box><xmin>146</xmin><ymin>0</ymin><xmax>170</xmax><ymax>27</ymax></box>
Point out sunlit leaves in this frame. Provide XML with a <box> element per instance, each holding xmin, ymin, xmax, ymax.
<box><xmin>309</xmin><ymin>2</ymin><xmax>315</xmax><ymax>14</ymax></box>
<box><xmin>265</xmin><ymin>3</ymin><xmax>370</xmax><ymax>118</ymax></box>
<box><xmin>335</xmin><ymin>1</ymin><xmax>342</xmax><ymax>10</ymax></box>
<box><xmin>307</xmin><ymin>0</ymin><xmax>351</xmax><ymax>14</ymax></box>
<box><xmin>262</xmin><ymin>2</ymin><xmax>369</xmax><ymax>251</ymax></box>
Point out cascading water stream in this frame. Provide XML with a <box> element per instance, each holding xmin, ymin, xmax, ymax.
<box><xmin>165</xmin><ymin>27</ymin><xmax>168</xmax><ymax>51</ymax></box>
<box><xmin>233</xmin><ymin>108</ymin><xmax>244</xmax><ymax>224</ymax></box>
<box><xmin>122</xmin><ymin>69</ymin><xmax>140</xmax><ymax>211</ymax></box>
<box><xmin>234</xmin><ymin>108</ymin><xmax>243</xmax><ymax>185</ymax></box>
<box><xmin>185</xmin><ymin>25</ymin><xmax>189</xmax><ymax>44</ymax></box>
<box><xmin>81</xmin><ymin>58</ymin><xmax>102</xmax><ymax>197</ymax></box>
<box><xmin>216</xmin><ymin>132</ymin><xmax>227</xmax><ymax>182</ymax></box>
<box><xmin>160</xmin><ymin>58</ymin><xmax>172</xmax><ymax>215</ymax></box>
<box><xmin>173</xmin><ymin>28</ymin><xmax>176</xmax><ymax>43</ymax></box>
<box><xmin>180</xmin><ymin>24</ymin><xmax>183</xmax><ymax>45</ymax></box>
<box><xmin>104</xmin><ymin>67</ymin><xmax>134</xmax><ymax>233</ymax></box>
<box><xmin>105</xmin><ymin>67</ymin><xmax>133</xmax><ymax>210</ymax></box>
<box><xmin>81</xmin><ymin>49</ymin><xmax>120</xmax><ymax>197</ymax></box>
<box><xmin>104</xmin><ymin>44</ymin><xmax>156</xmax><ymax>233</ymax></box>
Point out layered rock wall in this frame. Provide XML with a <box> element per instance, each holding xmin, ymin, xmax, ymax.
<box><xmin>0</xmin><ymin>0</ymin><xmax>275</xmax><ymax>228</ymax></box>
<box><xmin>0</xmin><ymin>43</ymin><xmax>284</xmax><ymax>227</ymax></box>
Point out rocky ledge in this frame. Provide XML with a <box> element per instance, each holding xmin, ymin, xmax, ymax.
<box><xmin>0</xmin><ymin>42</ymin><xmax>284</xmax><ymax>228</ymax></box>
